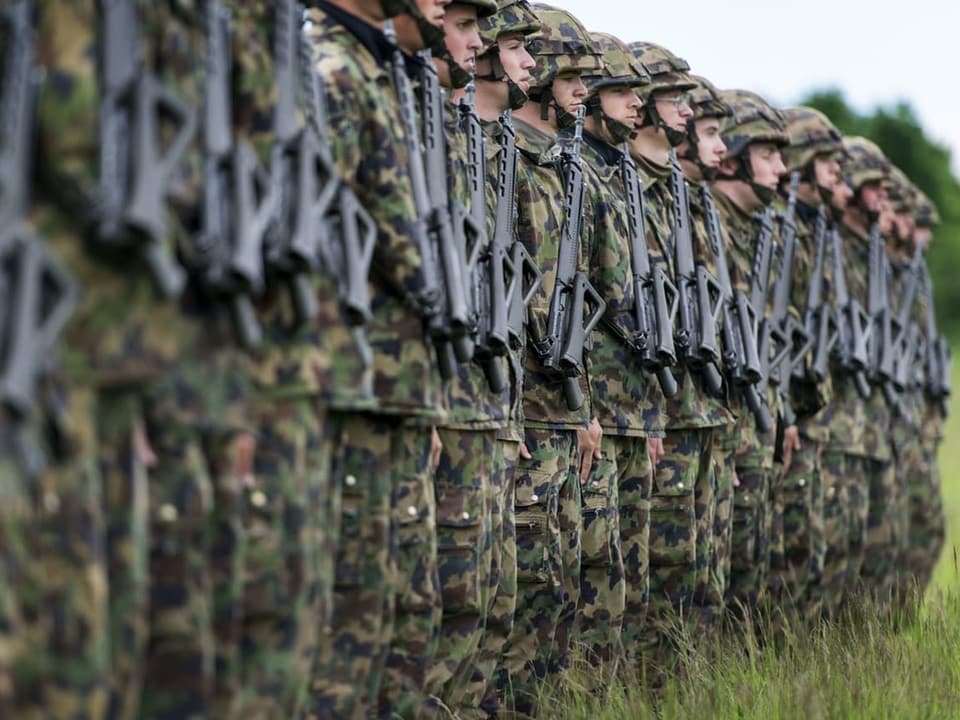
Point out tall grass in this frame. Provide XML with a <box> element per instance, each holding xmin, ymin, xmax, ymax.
<box><xmin>544</xmin><ymin>359</ymin><xmax>960</xmax><ymax>720</ymax></box>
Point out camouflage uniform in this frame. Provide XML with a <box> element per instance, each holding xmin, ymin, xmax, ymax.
<box><xmin>711</xmin><ymin>89</ymin><xmax>791</xmax><ymax>618</ymax></box>
<box><xmin>628</xmin><ymin>45</ymin><xmax>734</xmax><ymax>659</ymax></box>
<box><xmin>837</xmin><ymin>137</ymin><xmax>897</xmax><ymax>607</ymax></box>
<box><xmin>456</xmin><ymin>5</ymin><xmax>543</xmax><ymax>712</ymax></box>
<box><xmin>499</xmin><ymin>9</ymin><xmax>602</xmax><ymax>710</ymax></box>
<box><xmin>567</xmin><ymin>33</ymin><xmax>657</xmax><ymax>677</ymax></box>
<box><xmin>305</xmin><ymin>6</ymin><xmax>445</xmax><ymax>718</ymax></box>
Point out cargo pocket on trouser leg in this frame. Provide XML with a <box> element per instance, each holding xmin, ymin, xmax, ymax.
<box><xmin>435</xmin><ymin>470</ymin><xmax>486</xmax><ymax>617</ymax></box>
<box><xmin>729</xmin><ymin>467</ymin><xmax>768</xmax><ymax>607</ymax></box>
<box><xmin>648</xmin><ymin>442</ymin><xmax>697</xmax><ymax>611</ymax></box>
<box><xmin>581</xmin><ymin>448</ymin><xmax>616</xmax><ymax>568</ymax></box>
<box><xmin>514</xmin><ymin>471</ymin><xmax>559</xmax><ymax>588</ymax></box>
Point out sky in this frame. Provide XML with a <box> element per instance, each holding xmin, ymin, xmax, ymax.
<box><xmin>556</xmin><ymin>0</ymin><xmax>960</xmax><ymax>175</ymax></box>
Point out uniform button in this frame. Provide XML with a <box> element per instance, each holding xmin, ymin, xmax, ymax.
<box><xmin>42</xmin><ymin>491</ymin><xmax>60</xmax><ymax>514</ymax></box>
<box><xmin>827</xmin><ymin>487</ymin><xmax>836</xmax><ymax>499</ymax></box>
<box><xmin>159</xmin><ymin>503</ymin><xmax>178</xmax><ymax>523</ymax></box>
<box><xmin>461</xmin><ymin>512</ymin><xmax>471</xmax><ymax>521</ymax></box>
<box><xmin>251</xmin><ymin>491</ymin><xmax>268</xmax><ymax>508</ymax></box>
<box><xmin>407</xmin><ymin>506</ymin><xmax>418</xmax><ymax>517</ymax></box>
<box><xmin>530</xmin><ymin>494</ymin><xmax>539</xmax><ymax>503</ymax></box>
<box><xmin>345</xmin><ymin>475</ymin><xmax>357</xmax><ymax>488</ymax></box>
<box><xmin>743</xmin><ymin>494</ymin><xmax>750</xmax><ymax>503</ymax></box>
<box><xmin>798</xmin><ymin>478</ymin><xmax>806</xmax><ymax>488</ymax></box>
<box><xmin>676</xmin><ymin>482</ymin><xmax>684</xmax><ymax>491</ymax></box>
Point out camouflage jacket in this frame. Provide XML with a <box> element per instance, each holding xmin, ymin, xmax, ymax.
<box><xmin>481</xmin><ymin>117</ymin><xmax>524</xmax><ymax>440</ymax></box>
<box><xmin>580</xmin><ymin>134</ymin><xmax>660</xmax><ymax>437</ymax></box>
<box><xmin>306</xmin><ymin>4</ymin><xmax>443</xmax><ymax>419</ymax></box>
<box><xmin>441</xmin><ymin>99</ymin><xmax>507</xmax><ymax>429</ymax></box>
<box><xmin>638</xmin><ymin>155</ymin><xmax>732</xmax><ymax>432</ymax></box>
<box><xmin>710</xmin><ymin>188</ymin><xmax>780</xmax><ymax>469</ymax></box>
<box><xmin>34</xmin><ymin>0</ymin><xmax>200</xmax><ymax>392</ymax></box>
<box><xmin>228</xmin><ymin>1</ymin><xmax>374</xmax><ymax>411</ymax></box>
<box><xmin>887</xmin><ymin>248</ymin><xmax>923</xmax><ymax>454</ymax></box>
<box><xmin>835</xmin><ymin>222</ymin><xmax>889</xmax><ymax>461</ymax></box>
<box><xmin>514</xmin><ymin>117</ymin><xmax>591</xmax><ymax>430</ymax></box>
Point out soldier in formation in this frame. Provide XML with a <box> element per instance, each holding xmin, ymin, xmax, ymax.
<box><xmin>0</xmin><ymin>0</ymin><xmax>948</xmax><ymax>718</ymax></box>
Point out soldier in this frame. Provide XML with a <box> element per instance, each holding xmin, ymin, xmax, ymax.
<box><xmin>572</xmin><ymin>31</ymin><xmax>651</xmax><ymax>677</ymax></box>
<box><xmin>628</xmin><ymin>42</ymin><xmax>733</xmax><ymax>663</ymax></box>
<box><xmin>411</xmin><ymin>1</ymin><xmax>510</xmax><ymax>713</ymax></box>
<box><xmin>836</xmin><ymin>136</ymin><xmax>898</xmax><ymax>608</ymax></box>
<box><xmin>499</xmin><ymin>4</ymin><xmax>602</xmax><ymax>714</ymax></box>
<box><xmin>766</xmin><ymin>107</ymin><xmax>847</xmax><ymax>625</ymax></box>
<box><xmin>710</xmin><ymin>88</ymin><xmax>790</xmax><ymax>619</ymax></box>
<box><xmin>909</xmin><ymin>190</ymin><xmax>947</xmax><ymax>594</ymax></box>
<box><xmin>674</xmin><ymin>75</ymin><xmax>740</xmax><ymax>632</ymax></box>
<box><xmin>304</xmin><ymin>0</ymin><xmax>447</xmax><ymax>716</ymax></box>
<box><xmin>456</xmin><ymin>1</ymin><xmax>541</xmax><ymax>714</ymax></box>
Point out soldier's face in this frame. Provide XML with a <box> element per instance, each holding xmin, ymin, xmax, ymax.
<box><xmin>859</xmin><ymin>182</ymin><xmax>886</xmax><ymax>214</ymax></box>
<box><xmin>495</xmin><ymin>32</ymin><xmax>535</xmax><ymax>92</ymax></box>
<box><xmin>653</xmin><ymin>89</ymin><xmax>693</xmax><ymax>132</ymax></box>
<box><xmin>598</xmin><ymin>85</ymin><xmax>642</xmax><ymax>127</ymax></box>
<box><xmin>748</xmin><ymin>142</ymin><xmax>786</xmax><ymax>190</ymax></box>
<box><xmin>552</xmin><ymin>71</ymin><xmax>588</xmax><ymax>115</ymax></box>
<box><xmin>417</xmin><ymin>0</ymin><xmax>450</xmax><ymax>26</ymax></box>
<box><xmin>832</xmin><ymin>179</ymin><xmax>854</xmax><ymax>212</ymax></box>
<box><xmin>444</xmin><ymin>4</ymin><xmax>482</xmax><ymax>74</ymax></box>
<box><xmin>693</xmin><ymin>117</ymin><xmax>725</xmax><ymax>168</ymax></box>
<box><xmin>894</xmin><ymin>212</ymin><xmax>916</xmax><ymax>243</ymax></box>
<box><xmin>914</xmin><ymin>226</ymin><xmax>933</xmax><ymax>251</ymax></box>
<box><xmin>813</xmin><ymin>153</ymin><xmax>841</xmax><ymax>192</ymax></box>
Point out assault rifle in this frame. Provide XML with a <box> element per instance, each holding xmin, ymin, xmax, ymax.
<box><xmin>193</xmin><ymin>0</ymin><xmax>268</xmax><ymax>349</ymax></box>
<box><xmin>921</xmin><ymin>262</ymin><xmax>951</xmax><ymax>416</ymax></box>
<box><xmin>458</xmin><ymin>83</ymin><xmax>506</xmax><ymax>392</ymax></box>
<box><xmin>700</xmin><ymin>183</ymin><xmax>771</xmax><ymax>432</ymax></box>
<box><xmin>750</xmin><ymin>206</ymin><xmax>778</xmax><ymax>397</ymax></box>
<box><xmin>95</xmin><ymin>0</ymin><xmax>192</xmax><ymax>298</ymax></box>
<box><xmin>0</xmin><ymin>0</ymin><xmax>78</xmax><ymax>474</ymax></box>
<box><xmin>622</xmin><ymin>144</ymin><xmax>678</xmax><ymax>396</ymax></box>
<box><xmin>536</xmin><ymin>107</ymin><xmax>605</xmax><ymax>410</ymax></box>
<box><xmin>866</xmin><ymin>222</ymin><xmax>899</xmax><ymax>409</ymax></box>
<box><xmin>800</xmin><ymin>206</ymin><xmax>835</xmax><ymax>383</ymax></box>
<box><xmin>891</xmin><ymin>245</ymin><xmax>924</xmax><ymax>392</ymax></box>
<box><xmin>265</xmin><ymin>0</ymin><xmax>375</xmax><ymax>363</ymax></box>
<box><xmin>495</xmin><ymin>110</ymin><xmax>541</xmax><ymax>351</ymax></box>
<box><xmin>829</xmin><ymin>228</ymin><xmax>871</xmax><ymax>399</ymax></box>
<box><xmin>668</xmin><ymin>151</ymin><xmax>723</xmax><ymax>394</ymax></box>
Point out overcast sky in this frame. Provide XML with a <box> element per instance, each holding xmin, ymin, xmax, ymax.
<box><xmin>556</xmin><ymin>0</ymin><xmax>960</xmax><ymax>175</ymax></box>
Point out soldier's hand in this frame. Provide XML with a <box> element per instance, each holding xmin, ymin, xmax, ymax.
<box><xmin>781</xmin><ymin>424</ymin><xmax>801</xmax><ymax>473</ymax></box>
<box><xmin>431</xmin><ymin>426</ymin><xmax>443</xmax><ymax>469</ymax></box>
<box><xmin>732</xmin><ymin>468</ymin><xmax>741</xmax><ymax>488</ymax></box>
<box><xmin>577</xmin><ymin>417</ymin><xmax>603</xmax><ymax>483</ymax></box>
<box><xmin>518</xmin><ymin>442</ymin><xmax>532</xmax><ymax>460</ymax></box>
<box><xmin>232</xmin><ymin>432</ymin><xmax>257</xmax><ymax>488</ymax></box>
<box><xmin>647</xmin><ymin>436</ymin><xmax>665</xmax><ymax>469</ymax></box>
<box><xmin>133</xmin><ymin>415</ymin><xmax>158</xmax><ymax>469</ymax></box>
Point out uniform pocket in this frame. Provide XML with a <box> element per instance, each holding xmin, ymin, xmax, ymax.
<box><xmin>580</xmin><ymin>453</ymin><xmax>616</xmax><ymax>567</ymax></box>
<box><xmin>648</xmin><ymin>457</ymin><xmax>696</xmax><ymax>568</ymax></box>
<box><xmin>514</xmin><ymin>469</ymin><xmax>558</xmax><ymax>585</ymax></box>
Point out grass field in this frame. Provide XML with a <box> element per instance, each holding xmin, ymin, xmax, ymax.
<box><xmin>543</xmin><ymin>360</ymin><xmax>960</xmax><ymax>720</ymax></box>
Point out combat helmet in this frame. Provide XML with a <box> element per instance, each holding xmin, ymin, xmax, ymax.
<box><xmin>885</xmin><ymin>165</ymin><xmax>917</xmax><ymax>215</ymax></box>
<box><xmin>525</xmin><ymin>4</ymin><xmax>603</xmax><ymax>127</ymax></box>
<box><xmin>840</xmin><ymin>136</ymin><xmax>890</xmax><ymax>190</ymax></box>
<box><xmin>584</xmin><ymin>32</ymin><xmax>649</xmax><ymax>142</ymax></box>
<box><xmin>431</xmin><ymin>0</ymin><xmax>499</xmax><ymax>89</ymax></box>
<box><xmin>681</xmin><ymin>74</ymin><xmax>730</xmax><ymax>178</ymax></box>
<box><xmin>630</xmin><ymin>41</ymin><xmax>696</xmax><ymax>145</ymax></box>
<box><xmin>477</xmin><ymin>0</ymin><xmax>542</xmax><ymax>109</ymax></box>
<box><xmin>914</xmin><ymin>187</ymin><xmax>941</xmax><ymax>227</ymax></box>
<box><xmin>718</xmin><ymin>89</ymin><xmax>788</xmax><ymax>203</ymax></box>
<box><xmin>782</xmin><ymin>106</ymin><xmax>844</xmax><ymax>173</ymax></box>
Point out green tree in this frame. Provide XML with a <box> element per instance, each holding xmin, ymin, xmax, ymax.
<box><xmin>802</xmin><ymin>89</ymin><xmax>960</xmax><ymax>338</ymax></box>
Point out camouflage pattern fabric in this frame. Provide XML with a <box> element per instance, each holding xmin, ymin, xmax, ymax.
<box><xmin>906</xmin><ymin>415</ymin><xmax>946</xmax><ymax>592</ymax></box>
<box><xmin>860</xmin><ymin>458</ymin><xmax>898</xmax><ymax>606</ymax></box>
<box><xmin>842</xmin><ymin>454</ymin><xmax>871</xmax><ymax>605</ymax></box>
<box><xmin>379</xmin><ymin>425</ymin><xmax>441</xmax><ymax>718</ymax></box>
<box><xmin>819</xmin><ymin>449</ymin><xmax>850</xmax><ymax>618</ymax></box>
<box><xmin>500</xmin><ymin>427</ymin><xmax>577</xmax><ymax>718</ymax></box>
<box><xmin>707</xmin><ymin>424</ymin><xmax>738</xmax><ymax>626</ymax></box>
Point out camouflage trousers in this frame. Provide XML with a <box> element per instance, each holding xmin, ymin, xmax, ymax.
<box><xmin>3</xmin><ymin>386</ymin><xmax>110</xmax><ymax>719</ymax></box>
<box><xmin>860</xmin><ymin>456</ymin><xmax>899</xmax><ymax>608</ymax></box>
<box><xmin>900</xmin><ymin>438</ymin><xmax>946</xmax><ymax>594</ymax></box>
<box><xmin>768</xmin><ymin>439</ymin><xmax>825</xmax><ymax>625</ymax></box>
<box><xmin>378</xmin><ymin>423</ymin><xmax>441</xmax><ymax>719</ymax></box>
<box><xmin>818</xmin><ymin>450</ymin><xmax>851</xmax><ymax>620</ymax></box>
<box><xmin>618</xmin><ymin>436</ymin><xmax>653</xmax><ymax>663</ymax></box>
<box><xmin>644</xmin><ymin>427</ymin><xmax>715</xmax><ymax>657</ymax></box>
<box><xmin>705</xmin><ymin>426</ymin><xmax>737</xmax><ymax>630</ymax></box>
<box><xmin>456</xmin><ymin>435</ymin><xmax>521</xmax><ymax>719</ymax></box>
<box><xmin>232</xmin><ymin>395</ymin><xmax>330</xmax><ymax>719</ymax></box>
<box><xmin>423</xmin><ymin>427</ymin><xmax>498</xmax><ymax>709</ymax></box>
<box><xmin>727</xmin><ymin>465</ymin><xmax>771</xmax><ymax>618</ymax></box>
<box><xmin>842</xmin><ymin>454</ymin><xmax>870</xmax><ymax>606</ymax></box>
<box><xmin>501</xmin><ymin>426</ymin><xmax>579</xmax><ymax>718</ymax></box>
<box><xmin>308</xmin><ymin>412</ymin><xmax>395</xmax><ymax>720</ymax></box>
<box><xmin>572</xmin><ymin>434</ymin><xmax>628</xmax><ymax>682</ymax></box>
